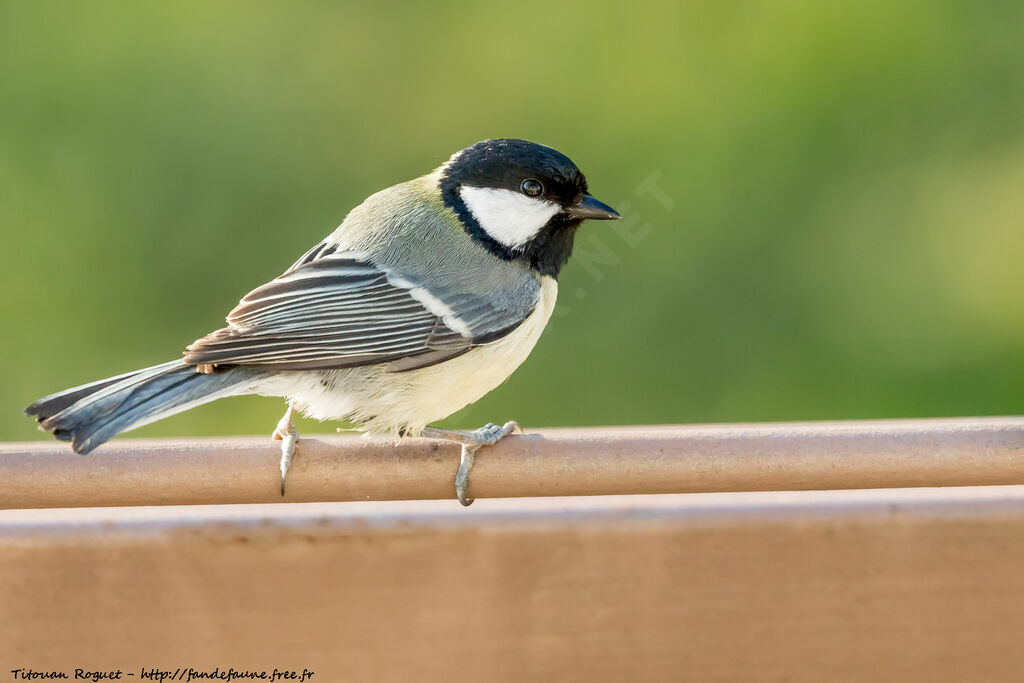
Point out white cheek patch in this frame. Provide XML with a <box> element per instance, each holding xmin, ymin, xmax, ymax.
<box><xmin>459</xmin><ymin>186</ymin><xmax>561</xmax><ymax>249</ymax></box>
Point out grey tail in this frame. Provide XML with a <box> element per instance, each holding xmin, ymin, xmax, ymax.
<box><xmin>25</xmin><ymin>360</ymin><xmax>258</xmax><ymax>454</ymax></box>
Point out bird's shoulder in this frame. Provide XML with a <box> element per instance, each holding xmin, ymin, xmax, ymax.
<box><xmin>292</xmin><ymin>172</ymin><xmax>542</xmax><ymax>314</ymax></box>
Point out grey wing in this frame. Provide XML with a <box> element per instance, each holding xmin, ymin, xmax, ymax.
<box><xmin>184</xmin><ymin>251</ymin><xmax>537</xmax><ymax>373</ymax></box>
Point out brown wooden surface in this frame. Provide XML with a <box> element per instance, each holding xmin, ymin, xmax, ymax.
<box><xmin>2</xmin><ymin>487</ymin><xmax>1024</xmax><ymax>682</ymax></box>
<box><xmin>3</xmin><ymin>417</ymin><xmax>1024</xmax><ymax>508</ymax></box>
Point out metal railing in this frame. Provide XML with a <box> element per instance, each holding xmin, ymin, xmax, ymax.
<box><xmin>3</xmin><ymin>416</ymin><xmax>1023</xmax><ymax>509</ymax></box>
<box><xmin>4</xmin><ymin>417</ymin><xmax>1024</xmax><ymax>679</ymax></box>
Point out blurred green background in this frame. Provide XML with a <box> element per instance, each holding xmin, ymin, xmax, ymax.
<box><xmin>3</xmin><ymin>1</ymin><xmax>1023</xmax><ymax>444</ymax></box>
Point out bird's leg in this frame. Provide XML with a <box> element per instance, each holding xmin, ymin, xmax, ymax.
<box><xmin>273</xmin><ymin>402</ymin><xmax>299</xmax><ymax>496</ymax></box>
<box><xmin>420</xmin><ymin>421</ymin><xmax>522</xmax><ymax>506</ymax></box>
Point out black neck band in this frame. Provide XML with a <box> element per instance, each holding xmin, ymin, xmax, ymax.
<box><xmin>439</xmin><ymin>172</ymin><xmax>520</xmax><ymax>261</ymax></box>
<box><xmin>439</xmin><ymin>171</ymin><xmax>580</xmax><ymax>278</ymax></box>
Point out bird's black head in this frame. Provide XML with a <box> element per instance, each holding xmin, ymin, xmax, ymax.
<box><xmin>439</xmin><ymin>138</ymin><xmax>619</xmax><ymax>277</ymax></box>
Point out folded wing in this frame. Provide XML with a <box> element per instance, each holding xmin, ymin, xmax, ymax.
<box><xmin>184</xmin><ymin>251</ymin><xmax>534</xmax><ymax>373</ymax></box>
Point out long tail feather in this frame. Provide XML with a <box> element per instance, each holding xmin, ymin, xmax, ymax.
<box><xmin>26</xmin><ymin>360</ymin><xmax>260</xmax><ymax>454</ymax></box>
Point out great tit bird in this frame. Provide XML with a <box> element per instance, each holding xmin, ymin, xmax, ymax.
<box><xmin>25</xmin><ymin>138</ymin><xmax>620</xmax><ymax>505</ymax></box>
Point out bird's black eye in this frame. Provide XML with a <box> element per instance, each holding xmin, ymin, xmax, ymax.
<box><xmin>521</xmin><ymin>179</ymin><xmax>543</xmax><ymax>197</ymax></box>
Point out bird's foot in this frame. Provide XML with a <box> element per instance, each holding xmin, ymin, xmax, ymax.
<box><xmin>421</xmin><ymin>421</ymin><xmax>522</xmax><ymax>507</ymax></box>
<box><xmin>273</xmin><ymin>403</ymin><xmax>299</xmax><ymax>496</ymax></box>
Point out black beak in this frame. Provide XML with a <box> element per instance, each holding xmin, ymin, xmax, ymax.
<box><xmin>565</xmin><ymin>194</ymin><xmax>620</xmax><ymax>221</ymax></box>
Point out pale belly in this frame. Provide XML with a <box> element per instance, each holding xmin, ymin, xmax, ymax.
<box><xmin>257</xmin><ymin>277</ymin><xmax>558</xmax><ymax>434</ymax></box>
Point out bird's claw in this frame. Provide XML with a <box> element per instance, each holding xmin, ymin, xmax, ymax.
<box><xmin>274</xmin><ymin>404</ymin><xmax>298</xmax><ymax>496</ymax></box>
<box><xmin>420</xmin><ymin>420</ymin><xmax>522</xmax><ymax>506</ymax></box>
<box><xmin>468</xmin><ymin>420</ymin><xmax>521</xmax><ymax>446</ymax></box>
<box><xmin>455</xmin><ymin>444</ymin><xmax>479</xmax><ymax>506</ymax></box>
